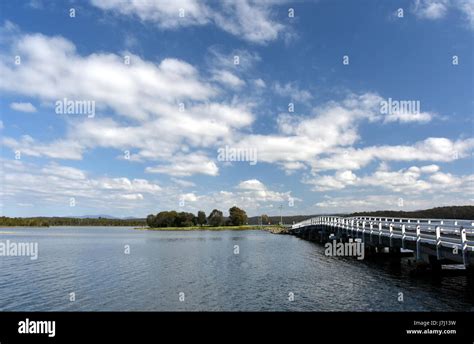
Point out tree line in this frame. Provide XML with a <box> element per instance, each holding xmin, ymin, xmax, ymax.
<box><xmin>146</xmin><ymin>206</ymin><xmax>248</xmax><ymax>228</ymax></box>
<box><xmin>0</xmin><ymin>216</ymin><xmax>146</xmax><ymax>227</ymax></box>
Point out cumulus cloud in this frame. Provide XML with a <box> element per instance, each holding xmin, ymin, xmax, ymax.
<box><xmin>0</xmin><ymin>30</ymin><xmax>256</xmax><ymax>174</ymax></box>
<box><xmin>237</xmin><ymin>178</ymin><xmax>294</xmax><ymax>203</ymax></box>
<box><xmin>234</xmin><ymin>92</ymin><xmax>456</xmax><ymax>174</ymax></box>
<box><xmin>311</xmin><ymin>137</ymin><xmax>474</xmax><ymax>172</ymax></box>
<box><xmin>238</xmin><ymin>179</ymin><xmax>266</xmax><ymax>191</ymax></box>
<box><xmin>304</xmin><ymin>170</ymin><xmax>358</xmax><ymax>192</ymax></box>
<box><xmin>0</xmin><ymin>33</ymin><xmax>216</xmax><ymax>122</ymax></box>
<box><xmin>2</xmin><ymin>160</ymin><xmax>162</xmax><ymax>210</ymax></box>
<box><xmin>304</xmin><ymin>164</ymin><xmax>473</xmax><ymax>196</ymax></box>
<box><xmin>1</xmin><ymin>160</ymin><xmax>297</xmax><ymax>216</ymax></box>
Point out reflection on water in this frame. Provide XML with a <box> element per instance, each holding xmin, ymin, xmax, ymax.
<box><xmin>0</xmin><ymin>226</ymin><xmax>473</xmax><ymax>311</ymax></box>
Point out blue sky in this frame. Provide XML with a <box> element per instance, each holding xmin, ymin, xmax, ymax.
<box><xmin>0</xmin><ymin>0</ymin><xmax>473</xmax><ymax>218</ymax></box>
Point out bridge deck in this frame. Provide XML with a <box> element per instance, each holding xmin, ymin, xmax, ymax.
<box><xmin>291</xmin><ymin>216</ymin><xmax>474</xmax><ymax>267</ymax></box>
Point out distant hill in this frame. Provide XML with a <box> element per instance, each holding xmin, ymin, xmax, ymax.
<box><xmin>350</xmin><ymin>206</ymin><xmax>474</xmax><ymax>220</ymax></box>
<box><xmin>75</xmin><ymin>214</ymin><xmax>118</xmax><ymax>219</ymax></box>
<box><xmin>75</xmin><ymin>215</ymin><xmax>141</xmax><ymax>220</ymax></box>
<box><xmin>247</xmin><ymin>214</ymin><xmax>335</xmax><ymax>225</ymax></box>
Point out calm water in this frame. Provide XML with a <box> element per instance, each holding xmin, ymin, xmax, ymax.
<box><xmin>0</xmin><ymin>226</ymin><xmax>473</xmax><ymax>311</ymax></box>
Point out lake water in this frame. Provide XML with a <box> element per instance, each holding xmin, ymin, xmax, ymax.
<box><xmin>0</xmin><ymin>226</ymin><xmax>473</xmax><ymax>311</ymax></box>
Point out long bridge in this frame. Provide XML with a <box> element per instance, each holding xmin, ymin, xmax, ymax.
<box><xmin>290</xmin><ymin>216</ymin><xmax>474</xmax><ymax>272</ymax></box>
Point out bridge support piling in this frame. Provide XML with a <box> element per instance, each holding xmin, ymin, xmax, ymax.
<box><xmin>388</xmin><ymin>247</ymin><xmax>402</xmax><ymax>266</ymax></box>
<box><xmin>428</xmin><ymin>256</ymin><xmax>442</xmax><ymax>274</ymax></box>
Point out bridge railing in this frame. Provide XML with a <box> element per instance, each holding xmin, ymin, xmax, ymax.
<box><xmin>291</xmin><ymin>216</ymin><xmax>474</xmax><ymax>265</ymax></box>
<box><xmin>292</xmin><ymin>216</ymin><xmax>474</xmax><ymax>249</ymax></box>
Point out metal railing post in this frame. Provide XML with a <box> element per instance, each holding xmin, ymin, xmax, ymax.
<box><xmin>389</xmin><ymin>223</ymin><xmax>394</xmax><ymax>247</ymax></box>
<box><xmin>435</xmin><ymin>226</ymin><xmax>441</xmax><ymax>260</ymax></box>
<box><xmin>461</xmin><ymin>227</ymin><xmax>468</xmax><ymax>267</ymax></box>
<box><xmin>401</xmin><ymin>224</ymin><xmax>406</xmax><ymax>249</ymax></box>
<box><xmin>362</xmin><ymin>221</ymin><xmax>366</xmax><ymax>242</ymax></box>
<box><xmin>416</xmin><ymin>225</ymin><xmax>421</xmax><ymax>261</ymax></box>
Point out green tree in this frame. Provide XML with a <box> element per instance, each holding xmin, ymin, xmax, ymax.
<box><xmin>229</xmin><ymin>206</ymin><xmax>247</xmax><ymax>226</ymax></box>
<box><xmin>146</xmin><ymin>214</ymin><xmax>156</xmax><ymax>227</ymax></box>
<box><xmin>208</xmin><ymin>209</ymin><xmax>224</xmax><ymax>227</ymax></box>
<box><xmin>261</xmin><ymin>214</ymin><xmax>270</xmax><ymax>225</ymax></box>
<box><xmin>154</xmin><ymin>211</ymin><xmax>178</xmax><ymax>227</ymax></box>
<box><xmin>197</xmin><ymin>211</ymin><xmax>207</xmax><ymax>226</ymax></box>
<box><xmin>175</xmin><ymin>212</ymin><xmax>196</xmax><ymax>227</ymax></box>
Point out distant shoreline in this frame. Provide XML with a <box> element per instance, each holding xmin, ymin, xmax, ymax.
<box><xmin>0</xmin><ymin>225</ymin><xmax>286</xmax><ymax>233</ymax></box>
<box><xmin>136</xmin><ymin>225</ymin><xmax>286</xmax><ymax>232</ymax></box>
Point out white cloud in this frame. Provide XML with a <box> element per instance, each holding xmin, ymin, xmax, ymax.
<box><xmin>235</xmin><ymin>92</ymin><xmax>447</xmax><ymax>173</ymax></box>
<box><xmin>428</xmin><ymin>172</ymin><xmax>457</xmax><ymax>184</ymax></box>
<box><xmin>414</xmin><ymin>0</ymin><xmax>449</xmax><ymax>19</ymax></box>
<box><xmin>10</xmin><ymin>102</ymin><xmax>37</xmax><ymax>113</ymax></box>
<box><xmin>213</xmin><ymin>0</ymin><xmax>285</xmax><ymax>44</ymax></box>
<box><xmin>273</xmin><ymin>82</ymin><xmax>312</xmax><ymax>103</ymax></box>
<box><xmin>304</xmin><ymin>164</ymin><xmax>473</xmax><ymax>195</ymax></box>
<box><xmin>1</xmin><ymin>159</ymin><xmax>298</xmax><ymax>216</ymax></box>
<box><xmin>42</xmin><ymin>163</ymin><xmax>86</xmax><ymax>180</ymax></box>
<box><xmin>0</xmin><ymin>34</ymin><xmax>216</xmax><ymax>122</ymax></box>
<box><xmin>384</xmin><ymin>111</ymin><xmax>433</xmax><ymax>123</ymax></box>
<box><xmin>118</xmin><ymin>193</ymin><xmax>144</xmax><ymax>201</ymax></box>
<box><xmin>236</xmin><ymin>178</ymin><xmax>294</xmax><ymax>203</ymax></box>
<box><xmin>311</xmin><ymin>138</ymin><xmax>474</xmax><ymax>172</ymax></box>
<box><xmin>171</xmin><ymin>178</ymin><xmax>196</xmax><ymax>188</ymax></box>
<box><xmin>211</xmin><ymin>70</ymin><xmax>245</xmax><ymax>88</ymax></box>
<box><xmin>181</xmin><ymin>193</ymin><xmax>198</xmax><ymax>202</ymax></box>
<box><xmin>238</xmin><ymin>179</ymin><xmax>265</xmax><ymax>191</ymax></box>
<box><xmin>413</xmin><ymin>0</ymin><xmax>474</xmax><ymax>29</ymax></box>
<box><xmin>90</xmin><ymin>0</ymin><xmax>210</xmax><ymax>28</ymax></box>
<box><xmin>146</xmin><ymin>154</ymin><xmax>219</xmax><ymax>176</ymax></box>
<box><xmin>253</xmin><ymin>78</ymin><xmax>266</xmax><ymax>88</ymax></box>
<box><xmin>96</xmin><ymin>177</ymin><xmax>162</xmax><ymax>193</ymax></box>
<box><xmin>91</xmin><ymin>0</ymin><xmax>288</xmax><ymax>44</ymax></box>
<box><xmin>303</xmin><ymin>170</ymin><xmax>358</xmax><ymax>192</ymax></box>
<box><xmin>0</xmin><ymin>30</ymin><xmax>257</xmax><ymax>175</ymax></box>
<box><xmin>458</xmin><ymin>0</ymin><xmax>474</xmax><ymax>28</ymax></box>
<box><xmin>2</xmin><ymin>135</ymin><xmax>84</xmax><ymax>160</ymax></box>
<box><xmin>1</xmin><ymin>160</ymin><xmax>162</xmax><ymax>210</ymax></box>
<box><xmin>420</xmin><ymin>164</ymin><xmax>440</xmax><ymax>173</ymax></box>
